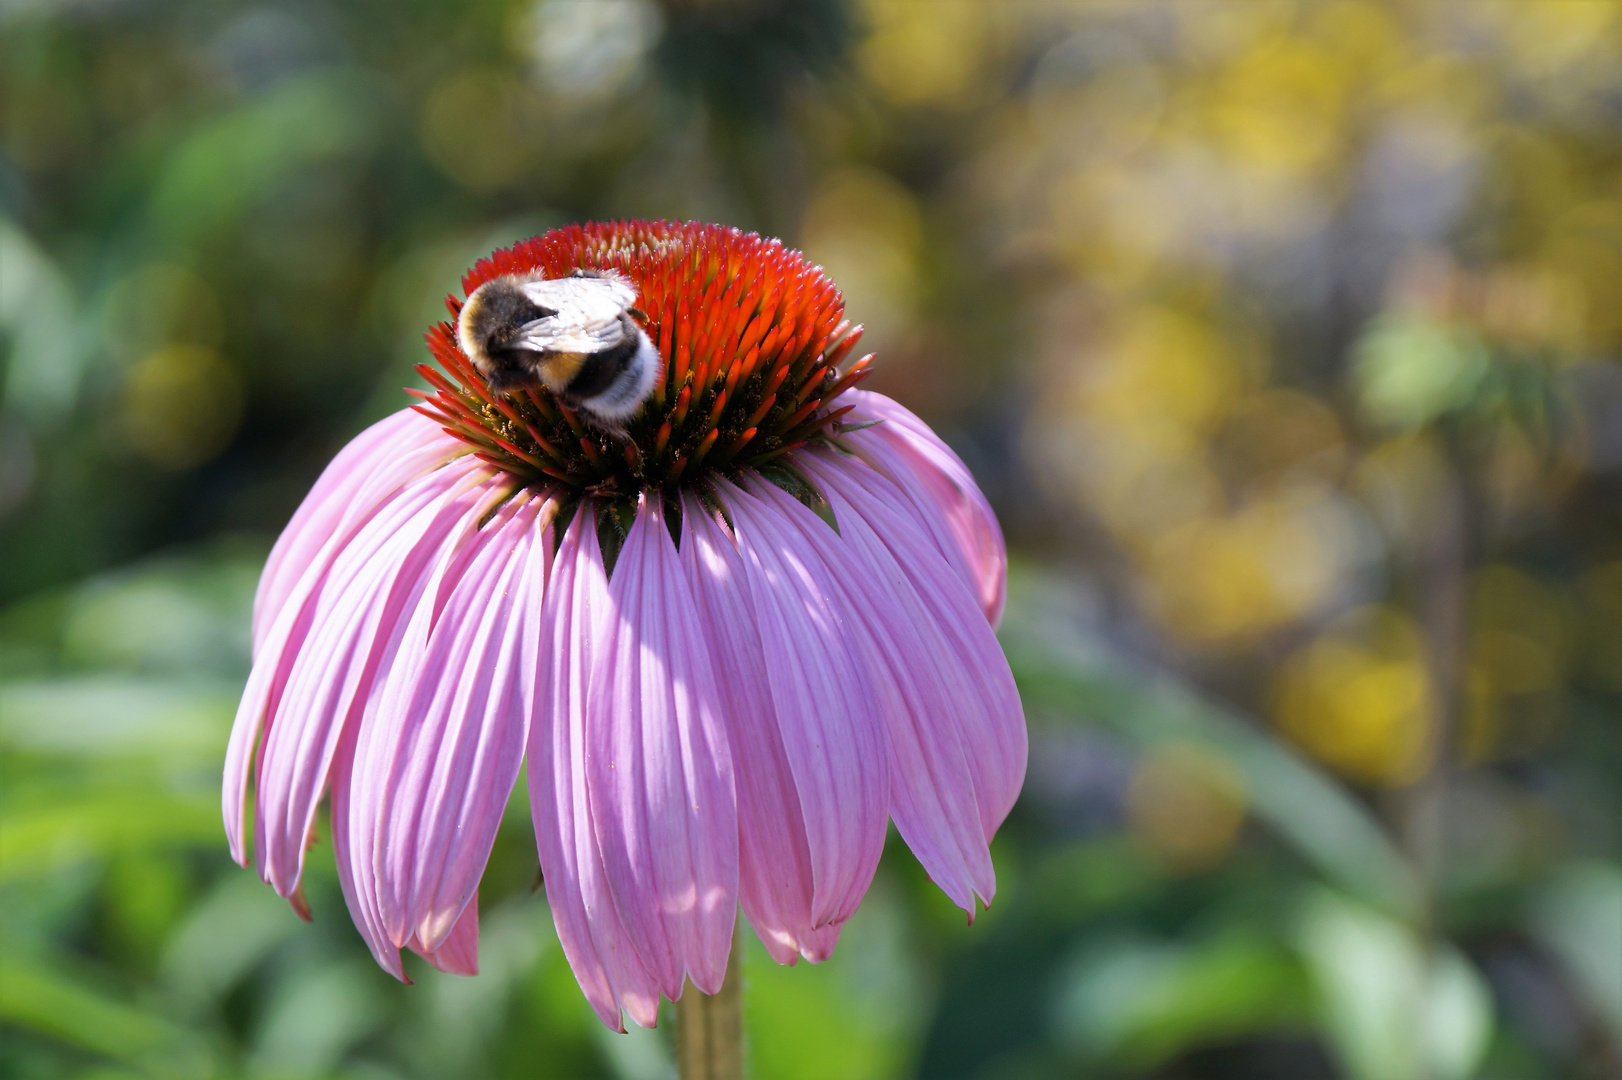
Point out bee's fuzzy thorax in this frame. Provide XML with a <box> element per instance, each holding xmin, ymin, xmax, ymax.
<box><xmin>415</xmin><ymin>221</ymin><xmax>872</xmax><ymax>498</ymax></box>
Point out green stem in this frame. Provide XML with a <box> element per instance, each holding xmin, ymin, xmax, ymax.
<box><xmin>676</xmin><ymin>931</ymin><xmax>743</xmax><ymax>1080</ymax></box>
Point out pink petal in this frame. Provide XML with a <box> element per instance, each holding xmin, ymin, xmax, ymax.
<box><xmin>529</xmin><ymin>505</ymin><xmax>662</xmax><ymax>1031</ymax></box>
<box><xmin>803</xmin><ymin>450</ymin><xmax>1026</xmax><ymax>843</ymax></box>
<box><xmin>370</xmin><ymin>493</ymin><xmax>555</xmax><ymax>954</ymax></box>
<box><xmin>587</xmin><ymin>493</ymin><xmax>738</xmax><ymax>998</ymax></box>
<box><xmin>800</xmin><ymin>452</ymin><xmax>1015</xmax><ymax>913</ymax></box>
<box><xmin>253</xmin><ymin>409</ymin><xmax>467</xmax><ymax>650</ymax></box>
<box><xmin>679</xmin><ymin>493</ymin><xmax>833</xmax><ymax>966</ymax></box>
<box><xmin>225</xmin><ymin>456</ymin><xmax>491</xmax><ymax>872</ymax></box>
<box><xmin>799</xmin><ymin>459</ymin><xmax>991</xmax><ymax>909</ymax></box>
<box><xmin>843</xmin><ymin>390</ymin><xmax>1007</xmax><ymax>627</ymax></box>
<box><xmin>301</xmin><ymin>468</ymin><xmax>508</xmax><ymax>980</ymax></box>
<box><xmin>340</xmin><ymin>483</ymin><xmax>533</xmax><ymax>959</ymax></box>
<box><xmin>798</xmin><ymin>922</ymin><xmax>842</xmax><ymax>963</ymax></box>
<box><xmin>329</xmin><ymin>715</ymin><xmax>406</xmax><ymax>979</ymax></box>
<box><xmin>720</xmin><ymin>477</ymin><xmax>890</xmax><ymax>929</ymax></box>
<box><xmin>409</xmin><ymin>891</ymin><xmax>480</xmax><ymax>976</ymax></box>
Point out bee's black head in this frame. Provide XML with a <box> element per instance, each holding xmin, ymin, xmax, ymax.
<box><xmin>462</xmin><ymin>279</ymin><xmax>556</xmax><ymax>353</ymax></box>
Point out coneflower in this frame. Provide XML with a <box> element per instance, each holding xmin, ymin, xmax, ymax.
<box><xmin>223</xmin><ymin>221</ymin><xmax>1026</xmax><ymax>1036</ymax></box>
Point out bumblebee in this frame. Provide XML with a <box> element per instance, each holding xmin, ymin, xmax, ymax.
<box><xmin>456</xmin><ymin>269</ymin><xmax>660</xmax><ymax>426</ymax></box>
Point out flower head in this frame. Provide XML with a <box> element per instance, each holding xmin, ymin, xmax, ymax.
<box><xmin>225</xmin><ymin>220</ymin><xmax>1025</xmax><ymax>1030</ymax></box>
<box><xmin>422</xmin><ymin>220</ymin><xmax>868</xmax><ymax>495</ymax></box>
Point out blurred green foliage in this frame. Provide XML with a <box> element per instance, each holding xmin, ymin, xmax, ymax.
<box><xmin>3</xmin><ymin>1</ymin><xmax>1620</xmax><ymax>1078</ymax></box>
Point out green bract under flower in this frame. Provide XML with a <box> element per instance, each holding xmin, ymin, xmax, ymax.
<box><xmin>416</xmin><ymin>221</ymin><xmax>872</xmax><ymax>503</ymax></box>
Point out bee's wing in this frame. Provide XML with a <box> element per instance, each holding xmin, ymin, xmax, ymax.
<box><xmin>514</xmin><ymin>275</ymin><xmax>637</xmax><ymax>354</ymax></box>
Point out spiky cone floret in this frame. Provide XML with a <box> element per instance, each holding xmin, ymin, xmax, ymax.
<box><xmin>225</xmin><ymin>220</ymin><xmax>1025</xmax><ymax>1031</ymax></box>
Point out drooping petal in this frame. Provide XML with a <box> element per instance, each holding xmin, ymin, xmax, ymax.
<box><xmin>679</xmin><ymin>493</ymin><xmax>834</xmax><ymax>965</ymax></box>
<box><xmin>253</xmin><ymin>409</ymin><xmax>468</xmax><ymax>650</ymax></box>
<box><xmin>367</xmin><ymin>492</ymin><xmax>554</xmax><ymax>955</ymax></box>
<box><xmin>587</xmin><ymin>493</ymin><xmax>738</xmax><ymax>998</ymax></box>
<box><xmin>244</xmin><ymin>485</ymin><xmax>423</xmax><ymax>880</ymax></box>
<box><xmin>409</xmin><ymin>890</ymin><xmax>480</xmax><ymax>976</ymax></box>
<box><xmin>529</xmin><ymin>505</ymin><xmax>662</xmax><ymax>1031</ymax></box>
<box><xmin>328</xmin><ymin>714</ymin><xmax>404</xmax><ymax>979</ymax></box>
<box><xmin>720</xmin><ymin>477</ymin><xmax>890</xmax><ymax>929</ymax></box>
<box><xmin>227</xmin><ymin>456</ymin><xmax>491</xmax><ymax>874</ymax></box>
<box><xmin>340</xmin><ymin>483</ymin><xmax>536</xmax><ymax>970</ymax></box>
<box><xmin>843</xmin><ymin>390</ymin><xmax>1007</xmax><ymax>627</ymax></box>
<box><xmin>802</xmin><ymin>450</ymin><xmax>1027</xmax><ymax>843</ymax></box>
<box><xmin>799</xmin><ymin>452</ymin><xmax>1009</xmax><ymax>913</ymax></box>
<box><xmin>799</xmin><ymin>460</ymin><xmax>990</xmax><ymax>906</ymax></box>
<box><xmin>311</xmin><ymin>470</ymin><xmax>511</xmax><ymax>977</ymax></box>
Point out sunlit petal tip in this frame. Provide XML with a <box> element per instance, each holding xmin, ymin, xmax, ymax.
<box><xmin>798</xmin><ymin>922</ymin><xmax>843</xmax><ymax>965</ymax></box>
<box><xmin>409</xmin><ymin>895</ymin><xmax>480</xmax><ymax>976</ymax></box>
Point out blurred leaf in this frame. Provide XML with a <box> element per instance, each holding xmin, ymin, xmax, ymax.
<box><xmin>1295</xmin><ymin>888</ymin><xmax>1493</xmax><ymax>1080</ymax></box>
<box><xmin>103</xmin><ymin>853</ymin><xmax>191</xmax><ymax>962</ymax></box>
<box><xmin>0</xmin><ymin>216</ymin><xmax>89</xmax><ymax>420</ymax></box>
<box><xmin>1053</xmin><ymin>932</ymin><xmax>1312</xmax><ymax>1069</ymax></box>
<box><xmin>59</xmin><ymin>560</ymin><xmax>256</xmax><ymax>676</ymax></box>
<box><xmin>0</xmin><ymin>788</ymin><xmax>221</xmax><ymax>881</ymax></box>
<box><xmin>146</xmin><ymin>70</ymin><xmax>386</xmax><ymax>245</ymax></box>
<box><xmin>160</xmin><ymin>871</ymin><xmax>306</xmax><ymax>1007</ymax></box>
<box><xmin>404</xmin><ymin>896</ymin><xmax>556</xmax><ymax>1075</ymax></box>
<box><xmin>1529</xmin><ymin>860</ymin><xmax>1622</xmax><ymax>1040</ymax></box>
<box><xmin>250</xmin><ymin>958</ymin><xmax>390</xmax><ymax>1076</ymax></box>
<box><xmin>0</xmin><ymin>954</ymin><xmax>210</xmax><ymax>1077</ymax></box>
<box><xmin>742</xmin><ymin>891</ymin><xmax>919</xmax><ymax>1080</ymax></box>
<box><xmin>1425</xmin><ymin>949</ymin><xmax>1495</xmax><ymax>1080</ymax></box>
<box><xmin>1025</xmin><ymin>839</ymin><xmax>1159</xmax><ymax>922</ymax></box>
<box><xmin>590</xmin><ymin>1019</ymin><xmax>673</xmax><ymax>1080</ymax></box>
<box><xmin>0</xmin><ymin>676</ymin><xmax>235</xmax><ymax>762</ymax></box>
<box><xmin>1354</xmin><ymin>314</ymin><xmax>1491</xmax><ymax>431</ymax></box>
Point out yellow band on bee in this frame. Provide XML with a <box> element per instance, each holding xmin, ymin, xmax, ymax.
<box><xmin>538</xmin><ymin>351</ymin><xmax>586</xmax><ymax>391</ymax></box>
